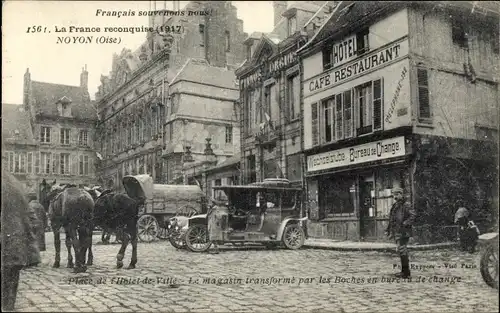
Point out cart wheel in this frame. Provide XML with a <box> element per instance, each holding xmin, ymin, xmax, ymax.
<box><xmin>137</xmin><ymin>215</ymin><xmax>159</xmax><ymax>242</ymax></box>
<box><xmin>282</xmin><ymin>224</ymin><xmax>305</xmax><ymax>250</ymax></box>
<box><xmin>184</xmin><ymin>224</ymin><xmax>212</xmax><ymax>252</ymax></box>
<box><xmin>168</xmin><ymin>228</ymin><xmax>185</xmax><ymax>249</ymax></box>
<box><xmin>480</xmin><ymin>243</ymin><xmax>499</xmax><ymax>289</ymax></box>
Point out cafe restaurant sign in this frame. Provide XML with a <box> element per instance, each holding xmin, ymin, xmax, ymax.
<box><xmin>304</xmin><ymin>39</ymin><xmax>409</xmax><ymax>97</ymax></box>
<box><xmin>241</xmin><ymin>48</ymin><xmax>299</xmax><ymax>88</ymax></box>
<box><xmin>307</xmin><ymin>136</ymin><xmax>406</xmax><ymax>172</ymax></box>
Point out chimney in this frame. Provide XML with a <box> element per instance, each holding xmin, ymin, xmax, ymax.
<box><xmin>273</xmin><ymin>1</ymin><xmax>287</xmax><ymax>27</ymax></box>
<box><xmin>80</xmin><ymin>65</ymin><xmax>88</xmax><ymax>92</ymax></box>
<box><xmin>23</xmin><ymin>68</ymin><xmax>31</xmax><ymax>111</ymax></box>
<box><xmin>204</xmin><ymin>1</ymin><xmax>228</xmax><ymax>68</ymax></box>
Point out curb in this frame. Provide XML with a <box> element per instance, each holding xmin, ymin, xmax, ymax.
<box><xmin>303</xmin><ymin>242</ymin><xmax>458</xmax><ymax>252</ymax></box>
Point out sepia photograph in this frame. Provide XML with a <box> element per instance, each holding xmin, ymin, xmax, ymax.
<box><xmin>1</xmin><ymin>1</ymin><xmax>499</xmax><ymax>312</ymax></box>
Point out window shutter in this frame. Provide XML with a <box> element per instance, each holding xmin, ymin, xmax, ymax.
<box><xmin>311</xmin><ymin>102</ymin><xmax>319</xmax><ymax>146</ymax></box>
<box><xmin>335</xmin><ymin>94</ymin><xmax>343</xmax><ymax>140</ymax></box>
<box><xmin>79</xmin><ymin>155</ymin><xmax>83</xmax><ymax>175</ymax></box>
<box><xmin>372</xmin><ymin>78</ymin><xmax>384</xmax><ymax>130</ymax></box>
<box><xmin>417</xmin><ymin>69</ymin><xmax>430</xmax><ymax>119</ymax></box>
<box><xmin>8</xmin><ymin>152</ymin><xmax>14</xmax><ymax>172</ymax></box>
<box><xmin>34</xmin><ymin>152</ymin><xmax>40</xmax><ymax>174</ymax></box>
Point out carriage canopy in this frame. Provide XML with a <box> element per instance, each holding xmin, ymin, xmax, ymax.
<box><xmin>123</xmin><ymin>175</ymin><xmax>205</xmax><ymax>202</ymax></box>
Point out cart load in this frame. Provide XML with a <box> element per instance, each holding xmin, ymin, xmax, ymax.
<box><xmin>123</xmin><ymin>174</ymin><xmax>207</xmax><ymax>242</ymax></box>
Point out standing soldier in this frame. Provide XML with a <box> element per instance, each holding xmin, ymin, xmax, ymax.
<box><xmin>385</xmin><ymin>187</ymin><xmax>416</xmax><ymax>278</ymax></box>
<box><xmin>27</xmin><ymin>193</ymin><xmax>47</xmax><ymax>251</ymax></box>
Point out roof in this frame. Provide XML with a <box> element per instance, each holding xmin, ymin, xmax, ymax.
<box><xmin>1</xmin><ymin>103</ymin><xmax>36</xmax><ymax>145</ymax></box>
<box><xmin>31</xmin><ymin>81</ymin><xmax>97</xmax><ymax>121</ymax></box>
<box><xmin>206</xmin><ymin>154</ymin><xmax>241</xmax><ymax>172</ymax></box>
<box><xmin>170</xmin><ymin>58</ymin><xmax>238</xmax><ymax>89</ymax></box>
<box><xmin>300</xmin><ymin>1</ymin><xmax>499</xmax><ymax>53</ymax></box>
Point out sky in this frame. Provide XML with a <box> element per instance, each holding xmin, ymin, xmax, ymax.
<box><xmin>2</xmin><ymin>1</ymin><xmax>274</xmax><ymax>104</ymax></box>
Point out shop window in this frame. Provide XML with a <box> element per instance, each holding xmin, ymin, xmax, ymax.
<box><xmin>417</xmin><ymin>68</ymin><xmax>431</xmax><ymax>120</ymax></box>
<box><xmin>320</xmin><ymin>174</ymin><xmax>355</xmax><ymax>217</ymax></box>
<box><xmin>374</xmin><ymin>167</ymin><xmax>404</xmax><ymax>218</ymax></box>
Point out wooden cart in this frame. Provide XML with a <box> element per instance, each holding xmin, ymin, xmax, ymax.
<box><xmin>123</xmin><ymin>174</ymin><xmax>207</xmax><ymax>242</ymax></box>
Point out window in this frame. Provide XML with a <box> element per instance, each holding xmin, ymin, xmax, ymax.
<box><xmin>40</xmin><ymin>127</ymin><xmax>51</xmax><ymax>143</ymax></box>
<box><xmin>79</xmin><ymin>130</ymin><xmax>88</xmax><ymax>146</ymax></box>
<box><xmin>225</xmin><ymin>30</ymin><xmax>230</xmax><ymax>52</ymax></box>
<box><xmin>12</xmin><ymin>152</ymin><xmax>27</xmax><ymax>174</ymax></box>
<box><xmin>287</xmin><ymin>16</ymin><xmax>297</xmax><ymax>36</ymax></box>
<box><xmin>79</xmin><ymin>155</ymin><xmax>89</xmax><ymax>175</ymax></box>
<box><xmin>60</xmin><ymin>153</ymin><xmax>70</xmax><ymax>174</ymax></box>
<box><xmin>417</xmin><ymin>69</ymin><xmax>430</xmax><ymax>119</ymax></box>
<box><xmin>311</xmin><ymin>103</ymin><xmax>319</xmax><ymax>146</ymax></box>
<box><xmin>41</xmin><ymin>152</ymin><xmax>51</xmax><ymax>174</ymax></box>
<box><xmin>320</xmin><ymin>174</ymin><xmax>355</xmax><ymax>216</ymax></box>
<box><xmin>356</xmin><ymin>82</ymin><xmax>373</xmax><ymax>135</ymax></box>
<box><xmin>356</xmin><ymin>28</ymin><xmax>369</xmax><ymax>55</ymax></box>
<box><xmin>60</xmin><ymin>128</ymin><xmax>70</xmax><ymax>145</ymax></box>
<box><xmin>322</xmin><ymin>45</ymin><xmax>333</xmax><ymax>71</ymax></box>
<box><xmin>61</xmin><ymin>103</ymin><xmax>71</xmax><ymax>117</ymax></box>
<box><xmin>6</xmin><ymin>152</ymin><xmax>14</xmax><ymax>172</ymax></box>
<box><xmin>452</xmin><ymin>18</ymin><xmax>468</xmax><ymax>48</ymax></box>
<box><xmin>286</xmin><ymin>154</ymin><xmax>302</xmax><ymax>182</ymax></box>
<box><xmin>199</xmin><ymin>24</ymin><xmax>205</xmax><ymax>46</ymax></box>
<box><xmin>225</xmin><ymin>126</ymin><xmax>233</xmax><ymax>143</ymax></box>
<box><xmin>213</xmin><ymin>179</ymin><xmax>223</xmax><ymax>200</ymax></box>
<box><xmin>287</xmin><ymin>74</ymin><xmax>300</xmax><ymax>120</ymax></box>
<box><xmin>27</xmin><ymin>152</ymin><xmax>33</xmax><ymax>174</ymax></box>
<box><xmin>247</xmin><ymin>155</ymin><xmax>256</xmax><ymax>183</ymax></box>
<box><xmin>322</xmin><ymin>98</ymin><xmax>334</xmax><ymax>143</ymax></box>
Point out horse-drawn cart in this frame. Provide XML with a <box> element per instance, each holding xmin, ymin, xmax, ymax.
<box><xmin>123</xmin><ymin>175</ymin><xmax>207</xmax><ymax>242</ymax></box>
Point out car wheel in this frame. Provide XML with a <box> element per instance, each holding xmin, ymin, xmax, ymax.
<box><xmin>282</xmin><ymin>224</ymin><xmax>305</xmax><ymax>250</ymax></box>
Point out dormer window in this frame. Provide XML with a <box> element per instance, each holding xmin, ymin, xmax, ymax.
<box><xmin>287</xmin><ymin>15</ymin><xmax>297</xmax><ymax>36</ymax></box>
<box><xmin>246</xmin><ymin>44</ymin><xmax>252</xmax><ymax>59</ymax></box>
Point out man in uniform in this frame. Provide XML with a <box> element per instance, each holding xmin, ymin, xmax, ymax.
<box><xmin>385</xmin><ymin>187</ymin><xmax>416</xmax><ymax>278</ymax></box>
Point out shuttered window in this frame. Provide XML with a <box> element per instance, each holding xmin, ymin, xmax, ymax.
<box><xmin>311</xmin><ymin>103</ymin><xmax>319</xmax><ymax>146</ymax></box>
<box><xmin>335</xmin><ymin>95</ymin><xmax>343</xmax><ymax>140</ymax></box>
<box><xmin>322</xmin><ymin>98</ymin><xmax>334</xmax><ymax>143</ymax></box>
<box><xmin>417</xmin><ymin>69</ymin><xmax>431</xmax><ymax>119</ymax></box>
<box><xmin>27</xmin><ymin>152</ymin><xmax>33</xmax><ymax>174</ymax></box>
<box><xmin>34</xmin><ymin>152</ymin><xmax>40</xmax><ymax>174</ymax></box>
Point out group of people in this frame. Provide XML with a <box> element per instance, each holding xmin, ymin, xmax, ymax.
<box><xmin>1</xmin><ymin>168</ymin><xmax>45</xmax><ymax>312</ymax></box>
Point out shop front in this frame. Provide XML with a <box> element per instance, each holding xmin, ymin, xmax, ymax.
<box><xmin>306</xmin><ymin>135</ymin><xmax>413</xmax><ymax>241</ymax></box>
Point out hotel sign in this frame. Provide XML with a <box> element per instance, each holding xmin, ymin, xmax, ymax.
<box><xmin>304</xmin><ymin>39</ymin><xmax>409</xmax><ymax>97</ymax></box>
<box><xmin>307</xmin><ymin>136</ymin><xmax>406</xmax><ymax>172</ymax></box>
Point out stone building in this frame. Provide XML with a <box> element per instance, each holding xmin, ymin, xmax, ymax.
<box><xmin>298</xmin><ymin>1</ymin><xmax>499</xmax><ymax>242</ymax></box>
<box><xmin>21</xmin><ymin>67</ymin><xmax>98</xmax><ymax>195</ymax></box>
<box><xmin>94</xmin><ymin>1</ymin><xmax>246</xmax><ymax>190</ymax></box>
<box><xmin>2</xmin><ymin>103</ymin><xmax>40</xmax><ymax>195</ymax></box>
<box><xmin>236</xmin><ymin>1</ymin><xmax>330</xmax><ymax>186</ymax></box>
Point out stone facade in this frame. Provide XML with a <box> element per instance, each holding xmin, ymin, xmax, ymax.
<box><xmin>95</xmin><ymin>1</ymin><xmax>246</xmax><ymax>190</ymax></box>
<box><xmin>299</xmin><ymin>1</ymin><xmax>499</xmax><ymax>242</ymax></box>
<box><xmin>236</xmin><ymin>2</ymin><xmax>327</xmax><ymax>186</ymax></box>
<box><xmin>19</xmin><ymin>67</ymin><xmax>98</xmax><ymax>197</ymax></box>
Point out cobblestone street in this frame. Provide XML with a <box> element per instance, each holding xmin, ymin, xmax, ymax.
<box><xmin>16</xmin><ymin>233</ymin><xmax>499</xmax><ymax>312</ymax></box>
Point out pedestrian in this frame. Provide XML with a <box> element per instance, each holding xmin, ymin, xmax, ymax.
<box><xmin>454</xmin><ymin>203</ymin><xmax>479</xmax><ymax>253</ymax></box>
<box><xmin>27</xmin><ymin>193</ymin><xmax>47</xmax><ymax>251</ymax></box>
<box><xmin>385</xmin><ymin>187</ymin><xmax>416</xmax><ymax>279</ymax></box>
<box><xmin>1</xmin><ymin>168</ymin><xmax>41</xmax><ymax>312</ymax></box>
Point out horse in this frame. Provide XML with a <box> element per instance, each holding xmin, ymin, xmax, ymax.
<box><xmin>41</xmin><ymin>180</ymin><xmax>94</xmax><ymax>273</ymax></box>
<box><xmin>93</xmin><ymin>192</ymin><xmax>142</xmax><ymax>269</ymax></box>
<box><xmin>84</xmin><ymin>186</ymin><xmax>119</xmax><ymax>244</ymax></box>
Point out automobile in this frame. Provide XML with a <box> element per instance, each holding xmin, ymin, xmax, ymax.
<box><xmin>181</xmin><ymin>178</ymin><xmax>308</xmax><ymax>252</ymax></box>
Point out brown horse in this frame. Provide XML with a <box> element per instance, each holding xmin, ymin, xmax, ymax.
<box><xmin>41</xmin><ymin>180</ymin><xmax>94</xmax><ymax>273</ymax></box>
